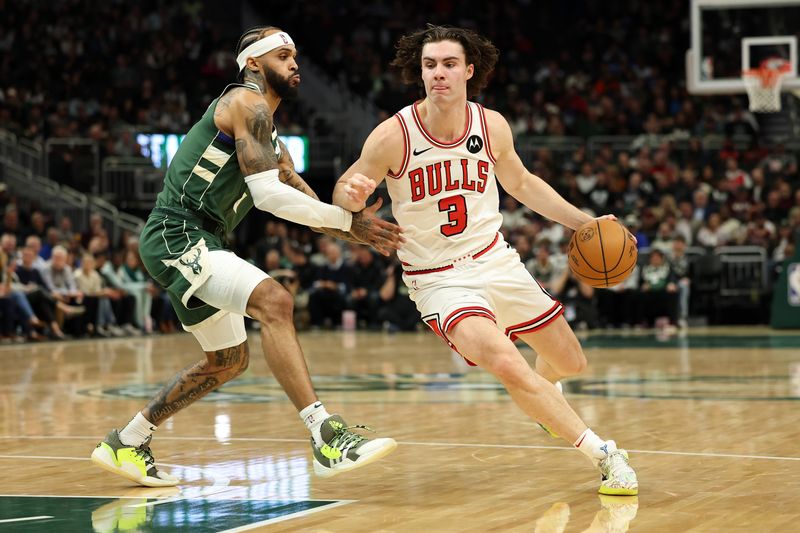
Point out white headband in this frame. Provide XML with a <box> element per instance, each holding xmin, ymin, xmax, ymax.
<box><xmin>236</xmin><ymin>32</ymin><xmax>295</xmax><ymax>71</ymax></box>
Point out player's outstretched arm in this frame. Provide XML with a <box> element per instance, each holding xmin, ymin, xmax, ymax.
<box><xmin>273</xmin><ymin>138</ymin><xmax>363</xmax><ymax>244</ymax></box>
<box><xmin>486</xmin><ymin>109</ymin><xmax>593</xmax><ymax>231</ymax></box>
<box><xmin>274</xmin><ymin>139</ymin><xmax>403</xmax><ymax>254</ymax></box>
<box><xmin>229</xmin><ymin>93</ymin><xmax>402</xmax><ymax>255</ymax></box>
<box><xmin>333</xmin><ymin>117</ymin><xmax>403</xmax><ymax>212</ymax></box>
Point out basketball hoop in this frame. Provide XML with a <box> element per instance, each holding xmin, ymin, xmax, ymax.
<box><xmin>743</xmin><ymin>58</ymin><xmax>792</xmax><ymax>113</ymax></box>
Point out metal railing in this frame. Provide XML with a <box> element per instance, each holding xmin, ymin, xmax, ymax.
<box><xmin>100</xmin><ymin>157</ymin><xmax>165</xmax><ymax>210</ymax></box>
<box><xmin>716</xmin><ymin>246</ymin><xmax>770</xmax><ymax>298</ymax></box>
<box><xmin>45</xmin><ymin>138</ymin><xmax>100</xmax><ymax>195</ymax></box>
<box><xmin>0</xmin><ymin>131</ymin><xmax>143</xmax><ymax>242</ymax></box>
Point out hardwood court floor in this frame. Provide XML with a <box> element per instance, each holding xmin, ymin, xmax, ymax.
<box><xmin>1</xmin><ymin>326</ymin><xmax>800</xmax><ymax>532</ymax></box>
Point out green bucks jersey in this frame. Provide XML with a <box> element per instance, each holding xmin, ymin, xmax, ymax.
<box><xmin>155</xmin><ymin>82</ymin><xmax>282</xmax><ymax>233</ymax></box>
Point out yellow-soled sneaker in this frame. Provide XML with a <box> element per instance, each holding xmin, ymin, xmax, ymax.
<box><xmin>312</xmin><ymin>415</ymin><xmax>397</xmax><ymax>478</ymax></box>
<box><xmin>598</xmin><ymin>446</ymin><xmax>638</xmax><ymax>496</ymax></box>
<box><xmin>91</xmin><ymin>430</ymin><xmax>179</xmax><ymax>487</ymax></box>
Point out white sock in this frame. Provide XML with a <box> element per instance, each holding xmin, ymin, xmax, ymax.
<box><xmin>555</xmin><ymin>381</ymin><xmax>563</xmax><ymax>394</ymax></box>
<box><xmin>118</xmin><ymin>412</ymin><xmax>157</xmax><ymax>447</ymax></box>
<box><xmin>300</xmin><ymin>401</ymin><xmax>331</xmax><ymax>447</ymax></box>
<box><xmin>574</xmin><ymin>428</ymin><xmax>616</xmax><ymax>464</ymax></box>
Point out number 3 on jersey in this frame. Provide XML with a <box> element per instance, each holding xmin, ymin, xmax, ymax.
<box><xmin>438</xmin><ymin>195</ymin><xmax>468</xmax><ymax>237</ymax></box>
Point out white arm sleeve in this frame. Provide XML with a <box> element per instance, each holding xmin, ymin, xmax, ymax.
<box><xmin>244</xmin><ymin>169</ymin><xmax>352</xmax><ymax>231</ymax></box>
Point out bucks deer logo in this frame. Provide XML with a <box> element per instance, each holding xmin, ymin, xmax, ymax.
<box><xmin>162</xmin><ymin>238</ymin><xmax>208</xmax><ymax>283</ymax></box>
<box><xmin>178</xmin><ymin>248</ymin><xmax>203</xmax><ymax>275</ymax></box>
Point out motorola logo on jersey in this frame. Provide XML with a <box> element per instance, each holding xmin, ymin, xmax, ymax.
<box><xmin>408</xmin><ymin>158</ymin><xmax>490</xmax><ymax>202</ymax></box>
<box><xmin>466</xmin><ymin>135</ymin><xmax>483</xmax><ymax>154</ymax></box>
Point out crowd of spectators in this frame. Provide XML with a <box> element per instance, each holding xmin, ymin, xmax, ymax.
<box><xmin>0</xmin><ymin>188</ymin><xmax>421</xmax><ymax>342</ymax></box>
<box><xmin>283</xmin><ymin>0</ymin><xmax>756</xmax><ymax>142</ymax></box>
<box><xmin>1</xmin><ymin>1</ymin><xmax>799</xmax><ymax>342</ymax></box>
<box><xmin>0</xmin><ymin>1</ymin><xmax>772</xmax><ymax>151</ymax></box>
<box><xmin>0</xmin><ymin>186</ymin><xmax>181</xmax><ymax>341</ymax></box>
<box><xmin>502</xmin><ymin>137</ymin><xmax>800</xmax><ymax>329</ymax></box>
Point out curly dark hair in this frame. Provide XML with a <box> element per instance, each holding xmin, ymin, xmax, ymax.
<box><xmin>234</xmin><ymin>26</ymin><xmax>281</xmax><ymax>81</ymax></box>
<box><xmin>390</xmin><ymin>25</ymin><xmax>499</xmax><ymax>99</ymax></box>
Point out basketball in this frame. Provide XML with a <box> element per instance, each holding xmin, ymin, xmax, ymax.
<box><xmin>568</xmin><ymin>218</ymin><xmax>638</xmax><ymax>288</ymax></box>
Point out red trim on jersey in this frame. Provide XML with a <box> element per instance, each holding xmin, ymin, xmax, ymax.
<box><xmin>447</xmin><ymin>311</ymin><xmax>496</xmax><ymax>333</ymax></box>
<box><xmin>472</xmin><ymin>233</ymin><xmax>499</xmax><ymax>260</ymax></box>
<box><xmin>424</xmin><ymin>316</ymin><xmax>477</xmax><ymax>366</ymax></box>
<box><xmin>504</xmin><ymin>302</ymin><xmax>564</xmax><ymax>341</ymax></box>
<box><xmin>402</xmin><ymin>233</ymin><xmax>500</xmax><ymax>275</ymax></box>
<box><xmin>387</xmin><ymin>114</ymin><xmax>410</xmax><ymax>179</ymax></box>
<box><xmin>443</xmin><ymin>306</ymin><xmax>496</xmax><ymax>333</ymax></box>
<box><xmin>411</xmin><ymin>101</ymin><xmax>472</xmax><ymax>148</ymax></box>
<box><xmin>477</xmin><ymin>104</ymin><xmax>497</xmax><ymax>165</ymax></box>
<box><xmin>402</xmin><ymin>263</ymin><xmax>454</xmax><ymax>275</ymax></box>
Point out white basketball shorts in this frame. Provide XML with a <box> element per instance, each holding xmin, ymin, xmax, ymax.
<box><xmin>187</xmin><ymin>250</ymin><xmax>269</xmax><ymax>351</ymax></box>
<box><xmin>403</xmin><ymin>233</ymin><xmax>563</xmax><ymax>362</ymax></box>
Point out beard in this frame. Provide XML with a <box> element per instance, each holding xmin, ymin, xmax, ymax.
<box><xmin>264</xmin><ymin>66</ymin><xmax>298</xmax><ymax>100</ymax></box>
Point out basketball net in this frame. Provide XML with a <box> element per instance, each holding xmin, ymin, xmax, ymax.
<box><xmin>742</xmin><ymin>58</ymin><xmax>792</xmax><ymax>113</ymax></box>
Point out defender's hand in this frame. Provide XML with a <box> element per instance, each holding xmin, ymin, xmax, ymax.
<box><xmin>350</xmin><ymin>197</ymin><xmax>405</xmax><ymax>256</ymax></box>
<box><xmin>342</xmin><ymin>173</ymin><xmax>377</xmax><ymax>210</ymax></box>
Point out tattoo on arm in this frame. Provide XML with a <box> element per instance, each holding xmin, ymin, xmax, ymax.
<box><xmin>213</xmin><ymin>93</ymin><xmax>233</xmax><ymax>121</ymax></box>
<box><xmin>313</xmin><ymin>227</ymin><xmax>364</xmax><ymax>243</ymax></box>
<box><xmin>350</xmin><ymin>211</ymin><xmax>373</xmax><ymax>237</ymax></box>
<box><xmin>236</xmin><ymin>102</ymin><xmax>279</xmax><ymax>174</ymax></box>
<box><xmin>144</xmin><ymin>344</ymin><xmax>249</xmax><ymax>425</ymax></box>
<box><xmin>275</xmin><ymin>138</ymin><xmax>361</xmax><ymax>242</ymax></box>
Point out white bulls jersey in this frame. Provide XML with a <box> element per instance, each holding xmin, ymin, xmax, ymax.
<box><xmin>385</xmin><ymin>101</ymin><xmax>502</xmax><ymax>269</ymax></box>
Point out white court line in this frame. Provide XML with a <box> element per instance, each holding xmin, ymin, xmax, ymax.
<box><xmin>0</xmin><ymin>437</ymin><xmax>799</xmax><ymax>463</ymax></box>
<box><xmin>220</xmin><ymin>500</ymin><xmax>354</xmax><ymax>532</ymax></box>
<box><xmin>0</xmin><ymin>515</ymin><xmax>53</xmax><ymax>524</ymax></box>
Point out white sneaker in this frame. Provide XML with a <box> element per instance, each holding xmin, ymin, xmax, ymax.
<box><xmin>597</xmin><ymin>442</ymin><xmax>638</xmax><ymax>495</ymax></box>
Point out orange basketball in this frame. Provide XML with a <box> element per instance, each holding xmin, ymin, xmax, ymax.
<box><xmin>567</xmin><ymin>218</ymin><xmax>638</xmax><ymax>288</ymax></box>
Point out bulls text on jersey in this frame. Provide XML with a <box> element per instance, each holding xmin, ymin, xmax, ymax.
<box><xmin>408</xmin><ymin>158</ymin><xmax>490</xmax><ymax>202</ymax></box>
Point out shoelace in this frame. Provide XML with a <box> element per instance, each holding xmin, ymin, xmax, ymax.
<box><xmin>329</xmin><ymin>424</ymin><xmax>373</xmax><ymax>451</ymax></box>
<box><xmin>134</xmin><ymin>437</ymin><xmax>156</xmax><ymax>469</ymax></box>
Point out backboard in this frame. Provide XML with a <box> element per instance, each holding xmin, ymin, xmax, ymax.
<box><xmin>687</xmin><ymin>0</ymin><xmax>800</xmax><ymax>94</ymax></box>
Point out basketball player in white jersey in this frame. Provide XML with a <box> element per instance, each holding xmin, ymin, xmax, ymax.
<box><xmin>333</xmin><ymin>25</ymin><xmax>638</xmax><ymax>495</ymax></box>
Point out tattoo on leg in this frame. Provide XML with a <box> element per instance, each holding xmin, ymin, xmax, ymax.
<box><xmin>213</xmin><ymin>343</ymin><xmax>249</xmax><ymax>368</ymax></box>
<box><xmin>144</xmin><ymin>344</ymin><xmax>249</xmax><ymax>425</ymax></box>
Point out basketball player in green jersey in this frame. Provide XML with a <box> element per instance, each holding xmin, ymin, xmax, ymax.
<box><xmin>91</xmin><ymin>26</ymin><xmax>401</xmax><ymax>487</ymax></box>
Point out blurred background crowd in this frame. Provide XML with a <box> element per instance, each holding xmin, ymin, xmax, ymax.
<box><xmin>1</xmin><ymin>0</ymin><xmax>798</xmax><ymax>342</ymax></box>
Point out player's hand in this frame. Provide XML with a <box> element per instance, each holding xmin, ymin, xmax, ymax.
<box><xmin>595</xmin><ymin>214</ymin><xmax>617</xmax><ymax>222</ymax></box>
<box><xmin>350</xmin><ymin>197</ymin><xmax>405</xmax><ymax>256</ymax></box>
<box><xmin>342</xmin><ymin>173</ymin><xmax>377</xmax><ymax>210</ymax></box>
<box><xmin>596</xmin><ymin>213</ymin><xmax>638</xmax><ymax>245</ymax></box>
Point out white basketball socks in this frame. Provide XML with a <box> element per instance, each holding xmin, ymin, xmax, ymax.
<box><xmin>300</xmin><ymin>401</ymin><xmax>331</xmax><ymax>447</ymax></box>
<box><xmin>119</xmin><ymin>412</ymin><xmax>158</xmax><ymax>447</ymax></box>
<box><xmin>574</xmin><ymin>428</ymin><xmax>616</xmax><ymax>465</ymax></box>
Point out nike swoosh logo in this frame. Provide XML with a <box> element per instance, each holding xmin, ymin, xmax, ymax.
<box><xmin>413</xmin><ymin>147</ymin><xmax>433</xmax><ymax>156</ymax></box>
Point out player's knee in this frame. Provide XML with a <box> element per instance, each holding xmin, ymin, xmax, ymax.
<box><xmin>250</xmin><ymin>281</ymin><xmax>294</xmax><ymax>325</ymax></box>
<box><xmin>485</xmin><ymin>352</ymin><xmax>528</xmax><ymax>387</ymax></box>
<box><xmin>558</xmin><ymin>350</ymin><xmax>587</xmax><ymax>376</ymax></box>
